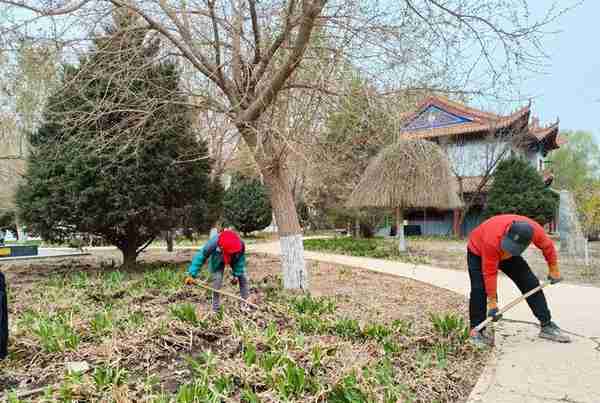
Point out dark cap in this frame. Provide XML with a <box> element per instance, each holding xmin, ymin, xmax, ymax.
<box><xmin>501</xmin><ymin>221</ymin><xmax>533</xmax><ymax>256</ymax></box>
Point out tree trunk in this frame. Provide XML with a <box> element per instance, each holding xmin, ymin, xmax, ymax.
<box><xmin>14</xmin><ymin>214</ymin><xmax>25</xmax><ymax>242</ymax></box>
<box><xmin>166</xmin><ymin>230</ymin><xmax>174</xmax><ymax>252</ymax></box>
<box><xmin>120</xmin><ymin>242</ymin><xmax>138</xmax><ymax>268</ymax></box>
<box><xmin>261</xmin><ymin>165</ymin><xmax>308</xmax><ymax>290</ymax></box>
<box><xmin>354</xmin><ymin>216</ymin><xmax>360</xmax><ymax>238</ymax></box>
<box><xmin>396</xmin><ymin>207</ymin><xmax>406</xmax><ymax>253</ymax></box>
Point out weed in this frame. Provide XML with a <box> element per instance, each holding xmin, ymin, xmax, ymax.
<box><xmin>33</xmin><ymin>313</ymin><xmax>80</xmax><ymax>353</ymax></box>
<box><xmin>391</xmin><ymin>319</ymin><xmax>412</xmax><ymax>335</ymax></box>
<box><xmin>297</xmin><ymin>315</ymin><xmax>327</xmax><ymax>334</ymax></box>
<box><xmin>170</xmin><ymin>303</ymin><xmax>200</xmax><ymax>326</ymax></box>
<box><xmin>327</xmin><ymin>373</ymin><xmax>369</xmax><ymax>403</ymax></box>
<box><xmin>122</xmin><ymin>310</ymin><xmax>145</xmax><ymax>329</ymax></box>
<box><xmin>214</xmin><ymin>373</ymin><xmax>234</xmax><ymax>396</ymax></box>
<box><xmin>290</xmin><ymin>294</ymin><xmax>336</xmax><ymax>316</ymax></box>
<box><xmin>69</xmin><ymin>272</ymin><xmax>89</xmax><ymax>289</ymax></box>
<box><xmin>90</xmin><ymin>310</ymin><xmax>114</xmax><ymax>337</ymax></box>
<box><xmin>363</xmin><ymin>323</ymin><xmax>392</xmax><ymax>341</ymax></box>
<box><xmin>415</xmin><ymin>349</ymin><xmax>433</xmax><ymax>371</ymax></box>
<box><xmin>240</xmin><ymin>388</ymin><xmax>260</xmax><ymax>403</ymax></box>
<box><xmin>93</xmin><ymin>364</ymin><xmax>128</xmax><ymax>391</ymax></box>
<box><xmin>175</xmin><ymin>379</ymin><xmax>219</xmax><ymax>403</ymax></box>
<box><xmin>243</xmin><ymin>342</ymin><xmax>257</xmax><ymax>366</ymax></box>
<box><xmin>330</xmin><ymin>318</ymin><xmax>362</xmax><ymax>339</ymax></box>
<box><xmin>276</xmin><ymin>359</ymin><xmax>307</xmax><ymax>399</ymax></box>
<box><xmin>6</xmin><ymin>393</ymin><xmax>24</xmax><ymax>403</ymax></box>
<box><xmin>260</xmin><ymin>351</ymin><xmax>284</xmax><ymax>372</ymax></box>
<box><xmin>152</xmin><ymin>393</ymin><xmax>171</xmax><ymax>403</ymax></box>
<box><xmin>103</xmin><ymin>270</ymin><xmax>126</xmax><ymax>289</ymax></box>
<box><xmin>382</xmin><ymin>339</ymin><xmax>402</xmax><ymax>355</ymax></box>
<box><xmin>429</xmin><ymin>312</ymin><xmax>467</xmax><ymax>340</ymax></box>
<box><xmin>144</xmin><ymin>267</ymin><xmax>182</xmax><ymax>290</ymax></box>
<box><xmin>433</xmin><ymin>342</ymin><xmax>450</xmax><ymax>369</ymax></box>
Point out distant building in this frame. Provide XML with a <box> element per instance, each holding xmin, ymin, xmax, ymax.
<box><xmin>383</xmin><ymin>96</ymin><xmax>563</xmax><ymax>237</ymax></box>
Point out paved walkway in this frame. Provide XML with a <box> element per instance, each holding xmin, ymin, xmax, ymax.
<box><xmin>249</xmin><ymin>241</ymin><xmax>600</xmax><ymax>403</ymax></box>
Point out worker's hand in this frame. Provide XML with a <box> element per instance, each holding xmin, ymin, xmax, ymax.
<box><xmin>547</xmin><ymin>264</ymin><xmax>562</xmax><ymax>284</ymax></box>
<box><xmin>184</xmin><ymin>276</ymin><xmax>198</xmax><ymax>286</ymax></box>
<box><xmin>230</xmin><ymin>276</ymin><xmax>238</xmax><ymax>286</ymax></box>
<box><xmin>487</xmin><ymin>296</ymin><xmax>502</xmax><ymax>322</ymax></box>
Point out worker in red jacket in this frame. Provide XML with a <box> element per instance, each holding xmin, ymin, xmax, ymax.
<box><xmin>467</xmin><ymin>214</ymin><xmax>570</xmax><ymax>346</ymax></box>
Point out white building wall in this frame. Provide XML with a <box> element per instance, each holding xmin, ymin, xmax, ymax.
<box><xmin>443</xmin><ymin>138</ymin><xmax>513</xmax><ymax>177</ymax></box>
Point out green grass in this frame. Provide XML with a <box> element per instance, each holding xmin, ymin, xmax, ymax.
<box><xmin>303</xmin><ymin>237</ymin><xmax>430</xmax><ymax>264</ymax></box>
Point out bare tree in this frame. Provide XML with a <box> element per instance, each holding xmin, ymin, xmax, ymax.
<box><xmin>0</xmin><ymin>0</ymin><xmax>570</xmax><ymax>288</ymax></box>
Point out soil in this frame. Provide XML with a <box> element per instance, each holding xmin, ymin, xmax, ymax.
<box><xmin>0</xmin><ymin>249</ymin><xmax>488</xmax><ymax>402</ymax></box>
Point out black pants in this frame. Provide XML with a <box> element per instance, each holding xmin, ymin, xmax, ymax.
<box><xmin>468</xmin><ymin>250</ymin><xmax>551</xmax><ymax>329</ymax></box>
<box><xmin>0</xmin><ymin>270</ymin><xmax>8</xmax><ymax>359</ymax></box>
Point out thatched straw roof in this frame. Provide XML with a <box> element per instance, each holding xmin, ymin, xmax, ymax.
<box><xmin>347</xmin><ymin>139</ymin><xmax>462</xmax><ymax>209</ymax></box>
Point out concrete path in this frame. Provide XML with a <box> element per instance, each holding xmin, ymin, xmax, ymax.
<box><xmin>249</xmin><ymin>241</ymin><xmax>600</xmax><ymax>403</ymax></box>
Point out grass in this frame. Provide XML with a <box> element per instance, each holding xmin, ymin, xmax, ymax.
<box><xmin>0</xmin><ymin>255</ymin><xmax>487</xmax><ymax>402</ymax></box>
<box><xmin>304</xmin><ymin>237</ymin><xmax>430</xmax><ymax>264</ymax></box>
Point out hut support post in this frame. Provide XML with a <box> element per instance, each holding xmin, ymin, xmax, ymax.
<box><xmin>396</xmin><ymin>207</ymin><xmax>407</xmax><ymax>252</ymax></box>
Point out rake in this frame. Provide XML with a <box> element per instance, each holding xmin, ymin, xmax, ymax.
<box><xmin>472</xmin><ymin>280</ymin><xmax>552</xmax><ymax>333</ymax></box>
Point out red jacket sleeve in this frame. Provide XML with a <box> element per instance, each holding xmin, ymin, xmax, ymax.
<box><xmin>530</xmin><ymin>220</ymin><xmax>558</xmax><ymax>266</ymax></box>
<box><xmin>481</xmin><ymin>243</ymin><xmax>500</xmax><ymax>298</ymax></box>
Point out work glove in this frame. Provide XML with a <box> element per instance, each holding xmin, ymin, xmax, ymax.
<box><xmin>184</xmin><ymin>276</ymin><xmax>198</xmax><ymax>286</ymax></box>
<box><xmin>487</xmin><ymin>295</ymin><xmax>502</xmax><ymax>322</ymax></box>
<box><xmin>547</xmin><ymin>263</ymin><xmax>562</xmax><ymax>284</ymax></box>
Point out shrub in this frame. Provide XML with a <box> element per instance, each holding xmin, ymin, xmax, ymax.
<box><xmin>223</xmin><ymin>176</ymin><xmax>272</xmax><ymax>236</ymax></box>
<box><xmin>484</xmin><ymin>157</ymin><xmax>558</xmax><ymax>224</ymax></box>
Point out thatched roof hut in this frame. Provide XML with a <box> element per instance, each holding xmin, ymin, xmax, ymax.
<box><xmin>347</xmin><ymin>139</ymin><xmax>462</xmax><ymax>251</ymax></box>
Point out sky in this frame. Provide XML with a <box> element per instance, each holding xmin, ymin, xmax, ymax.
<box><xmin>518</xmin><ymin>1</ymin><xmax>600</xmax><ymax>142</ymax></box>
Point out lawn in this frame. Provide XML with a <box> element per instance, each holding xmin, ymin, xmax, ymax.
<box><xmin>303</xmin><ymin>237</ymin><xmax>430</xmax><ymax>265</ymax></box>
<box><xmin>0</xmin><ymin>251</ymin><xmax>488</xmax><ymax>402</ymax></box>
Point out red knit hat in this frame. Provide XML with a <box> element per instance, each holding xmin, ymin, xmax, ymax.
<box><xmin>217</xmin><ymin>230</ymin><xmax>243</xmax><ymax>265</ymax></box>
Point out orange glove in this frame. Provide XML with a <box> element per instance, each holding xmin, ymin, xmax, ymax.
<box><xmin>548</xmin><ymin>263</ymin><xmax>562</xmax><ymax>284</ymax></box>
<box><xmin>487</xmin><ymin>295</ymin><xmax>501</xmax><ymax>321</ymax></box>
<box><xmin>184</xmin><ymin>276</ymin><xmax>198</xmax><ymax>286</ymax></box>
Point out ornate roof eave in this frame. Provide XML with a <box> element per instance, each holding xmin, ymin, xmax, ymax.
<box><xmin>529</xmin><ymin>120</ymin><xmax>561</xmax><ymax>154</ymax></box>
<box><xmin>401</xmin><ymin>103</ymin><xmax>531</xmax><ymax>140</ymax></box>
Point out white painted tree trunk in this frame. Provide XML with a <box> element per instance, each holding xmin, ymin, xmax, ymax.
<box><xmin>396</xmin><ymin>207</ymin><xmax>407</xmax><ymax>253</ymax></box>
<box><xmin>280</xmin><ymin>234</ymin><xmax>308</xmax><ymax>290</ymax></box>
<box><xmin>15</xmin><ymin>214</ymin><xmax>25</xmax><ymax>242</ymax></box>
<box><xmin>260</xmin><ymin>162</ymin><xmax>309</xmax><ymax>290</ymax></box>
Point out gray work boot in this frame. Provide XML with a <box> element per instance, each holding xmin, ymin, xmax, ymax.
<box><xmin>469</xmin><ymin>328</ymin><xmax>493</xmax><ymax>348</ymax></box>
<box><xmin>539</xmin><ymin>321</ymin><xmax>571</xmax><ymax>343</ymax></box>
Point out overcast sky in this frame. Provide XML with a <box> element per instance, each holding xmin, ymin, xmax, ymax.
<box><xmin>517</xmin><ymin>1</ymin><xmax>598</xmax><ymax>141</ymax></box>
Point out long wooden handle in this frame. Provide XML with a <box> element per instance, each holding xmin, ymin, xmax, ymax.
<box><xmin>472</xmin><ymin>281</ymin><xmax>552</xmax><ymax>332</ymax></box>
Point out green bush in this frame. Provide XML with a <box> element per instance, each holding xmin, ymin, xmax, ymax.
<box><xmin>484</xmin><ymin>157</ymin><xmax>558</xmax><ymax>224</ymax></box>
<box><xmin>223</xmin><ymin>176</ymin><xmax>272</xmax><ymax>236</ymax></box>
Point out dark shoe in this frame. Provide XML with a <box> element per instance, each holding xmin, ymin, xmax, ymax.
<box><xmin>539</xmin><ymin>321</ymin><xmax>571</xmax><ymax>343</ymax></box>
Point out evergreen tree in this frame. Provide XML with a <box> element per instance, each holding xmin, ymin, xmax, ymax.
<box><xmin>17</xmin><ymin>10</ymin><xmax>220</xmax><ymax>266</ymax></box>
<box><xmin>223</xmin><ymin>176</ymin><xmax>272</xmax><ymax>236</ymax></box>
<box><xmin>484</xmin><ymin>157</ymin><xmax>558</xmax><ymax>224</ymax></box>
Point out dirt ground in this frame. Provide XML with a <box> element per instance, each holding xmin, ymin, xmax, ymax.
<box><xmin>0</xmin><ymin>249</ymin><xmax>488</xmax><ymax>402</ymax></box>
<box><xmin>409</xmin><ymin>238</ymin><xmax>600</xmax><ymax>287</ymax></box>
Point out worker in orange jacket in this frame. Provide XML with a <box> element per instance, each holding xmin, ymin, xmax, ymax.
<box><xmin>467</xmin><ymin>214</ymin><xmax>570</xmax><ymax>346</ymax></box>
